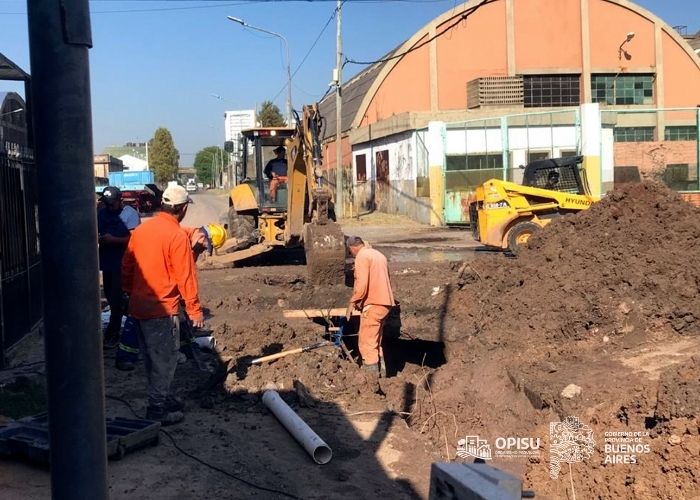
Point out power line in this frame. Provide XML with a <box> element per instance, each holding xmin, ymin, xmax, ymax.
<box><xmin>344</xmin><ymin>0</ymin><xmax>497</xmax><ymax>66</ymax></box>
<box><xmin>269</xmin><ymin>1</ymin><xmax>342</xmax><ymax>105</ymax></box>
<box><xmin>1</xmin><ymin>0</ymin><xmax>453</xmax><ymax>15</ymax></box>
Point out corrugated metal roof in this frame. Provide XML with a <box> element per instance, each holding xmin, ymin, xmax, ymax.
<box><xmin>0</xmin><ymin>53</ymin><xmax>29</xmax><ymax>81</ymax></box>
<box><xmin>319</xmin><ymin>46</ymin><xmax>400</xmax><ymax>140</ymax></box>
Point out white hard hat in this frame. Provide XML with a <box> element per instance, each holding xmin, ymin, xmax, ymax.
<box><xmin>162</xmin><ymin>184</ymin><xmax>191</xmax><ymax>206</ymax></box>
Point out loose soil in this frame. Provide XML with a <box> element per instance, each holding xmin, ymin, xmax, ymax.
<box><xmin>1</xmin><ymin>182</ymin><xmax>698</xmax><ymax>499</ymax></box>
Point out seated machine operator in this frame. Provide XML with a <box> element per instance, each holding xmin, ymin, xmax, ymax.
<box><xmin>264</xmin><ymin>145</ymin><xmax>288</xmax><ymax>202</ymax></box>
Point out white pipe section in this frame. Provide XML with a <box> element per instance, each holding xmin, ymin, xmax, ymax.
<box><xmin>262</xmin><ymin>390</ymin><xmax>333</xmax><ymax>465</ymax></box>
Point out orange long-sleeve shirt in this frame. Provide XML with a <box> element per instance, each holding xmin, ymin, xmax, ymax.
<box><xmin>350</xmin><ymin>246</ymin><xmax>394</xmax><ymax>307</ymax></box>
<box><xmin>122</xmin><ymin>213</ymin><xmax>203</xmax><ymax>322</ymax></box>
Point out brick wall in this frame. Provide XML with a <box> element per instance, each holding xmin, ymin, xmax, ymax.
<box><xmin>680</xmin><ymin>193</ymin><xmax>700</xmax><ymax>207</ymax></box>
<box><xmin>614</xmin><ymin>141</ymin><xmax>697</xmax><ymax>178</ymax></box>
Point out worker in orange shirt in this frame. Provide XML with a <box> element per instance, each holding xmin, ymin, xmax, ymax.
<box><xmin>346</xmin><ymin>236</ymin><xmax>394</xmax><ymax>378</ymax></box>
<box><xmin>122</xmin><ymin>184</ymin><xmax>204</xmax><ymax>425</ymax></box>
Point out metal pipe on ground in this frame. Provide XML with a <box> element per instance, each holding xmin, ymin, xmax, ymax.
<box><xmin>27</xmin><ymin>1</ymin><xmax>108</xmax><ymax>498</ymax></box>
<box><xmin>262</xmin><ymin>390</ymin><xmax>333</xmax><ymax>465</ymax></box>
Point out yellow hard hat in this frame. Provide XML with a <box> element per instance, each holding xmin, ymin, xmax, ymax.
<box><xmin>206</xmin><ymin>223</ymin><xmax>227</xmax><ymax>249</ymax></box>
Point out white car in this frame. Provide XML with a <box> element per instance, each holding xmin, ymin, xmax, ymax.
<box><xmin>185</xmin><ymin>181</ymin><xmax>197</xmax><ymax>193</ymax></box>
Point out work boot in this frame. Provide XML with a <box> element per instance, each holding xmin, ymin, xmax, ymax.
<box><xmin>103</xmin><ymin>334</ymin><xmax>119</xmax><ymax>350</ymax></box>
<box><xmin>115</xmin><ymin>360</ymin><xmax>135</xmax><ymax>372</ymax></box>
<box><xmin>379</xmin><ymin>357</ymin><xmax>387</xmax><ymax>379</ymax></box>
<box><xmin>362</xmin><ymin>362</ymin><xmax>379</xmax><ymax>374</ymax></box>
<box><xmin>146</xmin><ymin>405</ymin><xmax>184</xmax><ymax>426</ymax></box>
<box><xmin>165</xmin><ymin>395</ymin><xmax>184</xmax><ymax>412</ymax></box>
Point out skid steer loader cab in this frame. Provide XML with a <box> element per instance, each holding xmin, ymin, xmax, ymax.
<box><xmin>469</xmin><ymin>155</ymin><xmax>598</xmax><ymax>253</ymax></box>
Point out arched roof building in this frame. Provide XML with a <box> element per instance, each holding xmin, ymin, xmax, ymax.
<box><xmin>320</xmin><ymin>0</ymin><xmax>700</xmax><ymax>223</ymax></box>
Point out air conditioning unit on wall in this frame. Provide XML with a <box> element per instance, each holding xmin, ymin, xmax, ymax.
<box><xmin>467</xmin><ymin>76</ymin><xmax>524</xmax><ymax>109</ymax></box>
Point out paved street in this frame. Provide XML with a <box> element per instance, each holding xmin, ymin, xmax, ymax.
<box><xmin>181</xmin><ymin>191</ymin><xmax>228</xmax><ymax>228</ymax></box>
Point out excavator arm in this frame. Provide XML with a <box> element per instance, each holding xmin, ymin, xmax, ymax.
<box><xmin>286</xmin><ymin>104</ymin><xmax>346</xmax><ymax>285</ymax></box>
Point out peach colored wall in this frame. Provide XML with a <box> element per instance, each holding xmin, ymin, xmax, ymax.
<box><xmin>361</xmin><ymin>35</ymin><xmax>431</xmax><ymax>125</ymax></box>
<box><xmin>322</xmin><ymin>135</ymin><xmax>352</xmax><ymax>171</ymax></box>
<box><xmin>662</xmin><ymin>31</ymin><xmax>700</xmax><ymax>109</ymax></box>
<box><xmin>589</xmin><ymin>1</ymin><xmax>655</xmax><ymax>69</ymax></box>
<box><xmin>513</xmin><ymin>0</ymin><xmax>582</xmax><ymax>70</ymax></box>
<box><xmin>356</xmin><ymin>0</ymin><xmax>700</xmax><ymax>127</ymax></box>
<box><xmin>436</xmin><ymin>1</ymin><xmax>507</xmax><ymax>110</ymax></box>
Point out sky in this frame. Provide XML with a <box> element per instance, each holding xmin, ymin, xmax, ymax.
<box><xmin>0</xmin><ymin>0</ymin><xmax>698</xmax><ymax>164</ymax></box>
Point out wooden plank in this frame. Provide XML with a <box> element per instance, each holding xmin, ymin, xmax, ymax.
<box><xmin>198</xmin><ymin>243</ymin><xmax>272</xmax><ymax>269</ymax></box>
<box><xmin>282</xmin><ymin>308</ymin><xmax>360</xmax><ymax>319</ymax></box>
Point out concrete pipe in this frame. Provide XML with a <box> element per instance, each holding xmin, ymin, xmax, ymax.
<box><xmin>262</xmin><ymin>390</ymin><xmax>333</xmax><ymax>464</ymax></box>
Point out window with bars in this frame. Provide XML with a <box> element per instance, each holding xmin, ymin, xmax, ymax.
<box><xmin>664</xmin><ymin>126</ymin><xmax>698</xmax><ymax>141</ymax></box>
<box><xmin>591</xmin><ymin>74</ymin><xmax>654</xmax><ymax>105</ymax></box>
<box><xmin>613</xmin><ymin>127</ymin><xmax>655</xmax><ymax>142</ymax></box>
<box><xmin>523</xmin><ymin>75</ymin><xmax>580</xmax><ymax>108</ymax></box>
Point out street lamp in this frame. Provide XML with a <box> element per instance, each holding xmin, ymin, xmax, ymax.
<box><xmin>618</xmin><ymin>32</ymin><xmax>635</xmax><ymax>60</ymax></box>
<box><xmin>227</xmin><ymin>16</ymin><xmax>293</xmax><ymax>126</ymax></box>
<box><xmin>0</xmin><ymin>107</ymin><xmax>23</xmax><ymax>118</ymax></box>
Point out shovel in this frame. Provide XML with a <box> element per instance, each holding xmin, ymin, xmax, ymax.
<box><xmin>250</xmin><ymin>341</ymin><xmax>331</xmax><ymax>365</ymax></box>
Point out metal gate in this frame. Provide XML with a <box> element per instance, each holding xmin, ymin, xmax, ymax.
<box><xmin>0</xmin><ymin>69</ymin><xmax>42</xmax><ymax>365</ymax></box>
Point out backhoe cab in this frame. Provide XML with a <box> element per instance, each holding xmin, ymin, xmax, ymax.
<box><xmin>469</xmin><ymin>156</ymin><xmax>599</xmax><ymax>253</ymax></box>
<box><xmin>219</xmin><ymin>105</ymin><xmax>345</xmax><ymax>285</ymax></box>
<box><xmin>227</xmin><ymin>127</ymin><xmax>296</xmax><ymax>250</ymax></box>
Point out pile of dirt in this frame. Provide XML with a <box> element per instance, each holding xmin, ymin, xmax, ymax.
<box><xmin>452</xmin><ymin>182</ymin><xmax>700</xmax><ymax>354</ymax></box>
<box><xmin>422</xmin><ymin>181</ymin><xmax>700</xmax><ymax>497</ymax></box>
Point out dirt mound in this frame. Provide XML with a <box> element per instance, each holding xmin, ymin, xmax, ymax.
<box><xmin>453</xmin><ymin>182</ymin><xmax>700</xmax><ymax>352</ymax></box>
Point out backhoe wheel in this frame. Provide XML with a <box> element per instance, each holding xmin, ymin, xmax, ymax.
<box><xmin>507</xmin><ymin>221</ymin><xmax>541</xmax><ymax>254</ymax></box>
<box><xmin>226</xmin><ymin>208</ymin><xmax>257</xmax><ymax>252</ymax></box>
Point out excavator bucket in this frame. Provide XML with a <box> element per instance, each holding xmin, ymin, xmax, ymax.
<box><xmin>303</xmin><ymin>222</ymin><xmax>346</xmax><ymax>286</ymax></box>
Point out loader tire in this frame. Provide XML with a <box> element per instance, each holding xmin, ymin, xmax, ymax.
<box><xmin>227</xmin><ymin>208</ymin><xmax>257</xmax><ymax>252</ymax></box>
<box><xmin>507</xmin><ymin>221</ymin><xmax>540</xmax><ymax>254</ymax></box>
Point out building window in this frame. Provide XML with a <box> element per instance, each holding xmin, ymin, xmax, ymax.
<box><xmin>446</xmin><ymin>154</ymin><xmax>503</xmax><ymax>171</ymax></box>
<box><xmin>528</xmin><ymin>151</ymin><xmax>550</xmax><ymax>163</ymax></box>
<box><xmin>523</xmin><ymin>75</ymin><xmax>580</xmax><ymax>108</ymax></box>
<box><xmin>591</xmin><ymin>74</ymin><xmax>654</xmax><ymax>105</ymax></box>
<box><xmin>613</xmin><ymin>127</ymin><xmax>655</xmax><ymax>142</ymax></box>
<box><xmin>355</xmin><ymin>154</ymin><xmax>367</xmax><ymax>182</ymax></box>
<box><xmin>445</xmin><ymin>154</ymin><xmax>503</xmax><ymax>193</ymax></box>
<box><xmin>375</xmin><ymin>150</ymin><xmax>389</xmax><ymax>182</ymax></box>
<box><xmin>664</xmin><ymin>126</ymin><xmax>698</xmax><ymax>141</ymax></box>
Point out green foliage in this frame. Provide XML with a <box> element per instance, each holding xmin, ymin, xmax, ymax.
<box><xmin>258</xmin><ymin>100</ymin><xmax>286</xmax><ymax>127</ymax></box>
<box><xmin>194</xmin><ymin>146</ymin><xmax>227</xmax><ymax>185</ymax></box>
<box><xmin>148</xmin><ymin>128</ymin><xmax>180</xmax><ymax>183</ymax></box>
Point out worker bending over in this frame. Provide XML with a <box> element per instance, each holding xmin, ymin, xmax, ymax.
<box><xmin>347</xmin><ymin>236</ymin><xmax>394</xmax><ymax>377</ymax></box>
<box><xmin>122</xmin><ymin>184</ymin><xmax>204</xmax><ymax>425</ymax></box>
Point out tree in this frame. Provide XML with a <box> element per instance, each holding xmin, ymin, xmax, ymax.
<box><xmin>193</xmin><ymin>146</ymin><xmax>227</xmax><ymax>186</ymax></box>
<box><xmin>258</xmin><ymin>100</ymin><xmax>285</xmax><ymax>127</ymax></box>
<box><xmin>148</xmin><ymin>127</ymin><xmax>179</xmax><ymax>183</ymax></box>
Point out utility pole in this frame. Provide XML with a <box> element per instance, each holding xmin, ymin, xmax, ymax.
<box><xmin>334</xmin><ymin>0</ymin><xmax>345</xmax><ymax>218</ymax></box>
<box><xmin>27</xmin><ymin>0</ymin><xmax>108</xmax><ymax>498</ymax></box>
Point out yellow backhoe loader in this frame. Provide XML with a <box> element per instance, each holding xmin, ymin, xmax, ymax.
<box><xmin>207</xmin><ymin>104</ymin><xmax>345</xmax><ymax>284</ymax></box>
<box><xmin>469</xmin><ymin>156</ymin><xmax>599</xmax><ymax>252</ymax></box>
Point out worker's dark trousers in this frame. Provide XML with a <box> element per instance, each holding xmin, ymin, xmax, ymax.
<box><xmin>102</xmin><ymin>270</ymin><xmax>123</xmax><ymax>339</ymax></box>
<box><xmin>138</xmin><ymin>316</ymin><xmax>180</xmax><ymax>410</ymax></box>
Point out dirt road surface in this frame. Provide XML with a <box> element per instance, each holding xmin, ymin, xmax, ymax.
<box><xmin>1</xmin><ymin>182</ymin><xmax>698</xmax><ymax>499</ymax></box>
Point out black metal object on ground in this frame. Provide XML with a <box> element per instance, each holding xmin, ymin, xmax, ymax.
<box><xmin>0</xmin><ymin>413</ymin><xmax>160</xmax><ymax>465</ymax></box>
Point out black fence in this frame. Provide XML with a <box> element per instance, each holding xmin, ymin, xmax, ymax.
<box><xmin>0</xmin><ymin>90</ymin><xmax>42</xmax><ymax>367</ymax></box>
